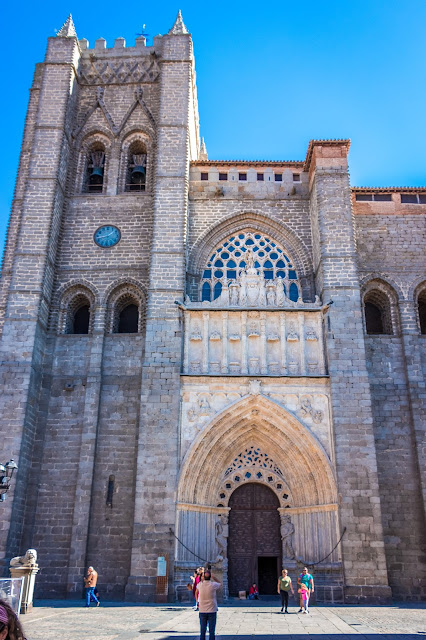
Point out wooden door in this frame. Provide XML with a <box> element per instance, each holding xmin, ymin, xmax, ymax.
<box><xmin>228</xmin><ymin>483</ymin><xmax>281</xmax><ymax>596</ymax></box>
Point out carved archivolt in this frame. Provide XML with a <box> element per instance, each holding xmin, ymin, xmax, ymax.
<box><xmin>177</xmin><ymin>394</ymin><xmax>337</xmax><ymax>508</ymax></box>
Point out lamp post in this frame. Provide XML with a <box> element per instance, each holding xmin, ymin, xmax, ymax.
<box><xmin>0</xmin><ymin>459</ymin><xmax>18</xmax><ymax>501</ymax></box>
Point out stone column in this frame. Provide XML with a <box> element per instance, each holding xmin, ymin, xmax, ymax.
<box><xmin>308</xmin><ymin>140</ymin><xmax>391</xmax><ymax>603</ymax></box>
<box><xmin>241</xmin><ymin>312</ymin><xmax>248</xmax><ymax>374</ymax></box>
<box><xmin>260</xmin><ymin>313</ymin><xmax>267</xmax><ymax>374</ymax></box>
<box><xmin>222</xmin><ymin>312</ymin><xmax>228</xmax><ymax>373</ymax></box>
<box><xmin>280</xmin><ymin>313</ymin><xmax>287</xmax><ymax>374</ymax></box>
<box><xmin>202</xmin><ymin>312</ymin><xmax>209</xmax><ymax>374</ymax></box>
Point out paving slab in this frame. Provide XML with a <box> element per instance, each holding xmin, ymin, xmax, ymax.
<box><xmin>20</xmin><ymin>601</ymin><xmax>426</xmax><ymax>640</ymax></box>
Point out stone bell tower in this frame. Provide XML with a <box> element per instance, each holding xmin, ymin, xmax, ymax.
<box><xmin>0</xmin><ymin>11</ymin><xmax>201</xmax><ymax>601</ymax></box>
<box><xmin>0</xmin><ymin>16</ymin><xmax>81</xmax><ymax>575</ymax></box>
<box><xmin>125</xmin><ymin>10</ymin><xmax>200</xmax><ymax>600</ymax></box>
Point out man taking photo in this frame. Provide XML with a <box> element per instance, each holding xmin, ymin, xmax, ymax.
<box><xmin>196</xmin><ymin>569</ymin><xmax>221</xmax><ymax>640</ymax></box>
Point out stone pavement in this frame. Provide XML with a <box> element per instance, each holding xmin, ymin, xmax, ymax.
<box><xmin>21</xmin><ymin>601</ymin><xmax>426</xmax><ymax>640</ymax></box>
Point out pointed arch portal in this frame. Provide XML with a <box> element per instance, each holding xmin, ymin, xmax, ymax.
<box><xmin>176</xmin><ymin>395</ymin><xmax>342</xmax><ymax>599</ymax></box>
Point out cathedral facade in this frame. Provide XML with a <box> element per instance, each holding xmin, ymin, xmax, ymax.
<box><xmin>0</xmin><ymin>13</ymin><xmax>425</xmax><ymax>603</ymax></box>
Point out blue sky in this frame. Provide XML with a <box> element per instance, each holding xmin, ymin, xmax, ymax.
<box><xmin>1</xmin><ymin>0</ymin><xmax>425</xmax><ymax>254</ymax></box>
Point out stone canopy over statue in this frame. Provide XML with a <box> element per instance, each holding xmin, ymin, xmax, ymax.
<box><xmin>185</xmin><ymin>249</ymin><xmax>321</xmax><ymax>309</ymax></box>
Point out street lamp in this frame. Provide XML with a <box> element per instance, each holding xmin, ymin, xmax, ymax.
<box><xmin>0</xmin><ymin>459</ymin><xmax>18</xmax><ymax>501</ymax></box>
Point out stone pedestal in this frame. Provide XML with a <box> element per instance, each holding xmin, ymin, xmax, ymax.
<box><xmin>9</xmin><ymin>567</ymin><xmax>39</xmax><ymax>613</ymax></box>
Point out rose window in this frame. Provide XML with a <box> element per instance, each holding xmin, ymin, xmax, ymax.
<box><xmin>200</xmin><ymin>232</ymin><xmax>300</xmax><ymax>302</ymax></box>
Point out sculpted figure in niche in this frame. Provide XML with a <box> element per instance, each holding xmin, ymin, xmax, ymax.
<box><xmin>245</xmin><ymin>248</ymin><xmax>256</xmax><ymax>271</ymax></box>
<box><xmin>266</xmin><ymin>283</ymin><xmax>276</xmax><ymax>306</ymax></box>
<box><xmin>215</xmin><ymin>514</ymin><xmax>229</xmax><ymax>562</ymax></box>
<box><xmin>229</xmin><ymin>281</ymin><xmax>239</xmax><ymax>306</ymax></box>
<box><xmin>280</xmin><ymin>515</ymin><xmax>295</xmax><ymax>560</ymax></box>
<box><xmin>275</xmin><ymin>277</ymin><xmax>285</xmax><ymax>306</ymax></box>
<box><xmin>10</xmin><ymin>548</ymin><xmax>38</xmax><ymax>569</ymax></box>
<box><xmin>239</xmin><ymin>271</ymin><xmax>247</xmax><ymax>306</ymax></box>
<box><xmin>217</xmin><ymin>279</ymin><xmax>230</xmax><ymax>306</ymax></box>
<box><xmin>258</xmin><ymin>277</ymin><xmax>266</xmax><ymax>306</ymax></box>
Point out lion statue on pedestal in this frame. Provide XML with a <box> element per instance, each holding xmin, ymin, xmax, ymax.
<box><xmin>10</xmin><ymin>548</ymin><xmax>38</xmax><ymax>569</ymax></box>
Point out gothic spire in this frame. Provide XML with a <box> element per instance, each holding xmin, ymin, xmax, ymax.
<box><xmin>199</xmin><ymin>138</ymin><xmax>208</xmax><ymax>161</ymax></box>
<box><xmin>168</xmin><ymin>10</ymin><xmax>188</xmax><ymax>35</ymax></box>
<box><xmin>57</xmin><ymin>15</ymin><xmax>77</xmax><ymax>38</ymax></box>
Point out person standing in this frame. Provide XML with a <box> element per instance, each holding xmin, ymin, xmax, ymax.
<box><xmin>298</xmin><ymin>583</ymin><xmax>310</xmax><ymax>613</ymax></box>
<box><xmin>277</xmin><ymin>568</ymin><xmax>294</xmax><ymax>613</ymax></box>
<box><xmin>196</xmin><ymin>570</ymin><xmax>221</xmax><ymax>640</ymax></box>
<box><xmin>84</xmin><ymin>566</ymin><xmax>100</xmax><ymax>608</ymax></box>
<box><xmin>190</xmin><ymin>567</ymin><xmax>203</xmax><ymax>611</ymax></box>
<box><xmin>297</xmin><ymin>567</ymin><xmax>314</xmax><ymax>612</ymax></box>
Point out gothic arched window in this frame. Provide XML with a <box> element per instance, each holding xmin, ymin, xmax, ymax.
<box><xmin>364</xmin><ymin>289</ymin><xmax>393</xmax><ymax>334</ymax></box>
<box><xmin>73</xmin><ymin>305</ymin><xmax>90</xmax><ymax>334</ymax></box>
<box><xmin>200</xmin><ymin>232</ymin><xmax>300</xmax><ymax>302</ymax></box>
<box><xmin>85</xmin><ymin>144</ymin><xmax>105</xmax><ymax>193</ymax></box>
<box><xmin>63</xmin><ymin>293</ymin><xmax>92</xmax><ymax>334</ymax></box>
<box><xmin>126</xmin><ymin>141</ymin><xmax>147</xmax><ymax>192</ymax></box>
<box><xmin>107</xmin><ymin>287</ymin><xmax>145</xmax><ymax>334</ymax></box>
<box><xmin>118</xmin><ymin>303</ymin><xmax>139</xmax><ymax>333</ymax></box>
<box><xmin>418</xmin><ymin>289</ymin><xmax>426</xmax><ymax>334</ymax></box>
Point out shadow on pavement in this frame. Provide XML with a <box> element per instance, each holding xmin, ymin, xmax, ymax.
<box><xmin>145</xmin><ymin>636</ymin><xmax>425</xmax><ymax>639</ymax></box>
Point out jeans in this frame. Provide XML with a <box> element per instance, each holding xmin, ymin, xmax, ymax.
<box><xmin>302</xmin><ymin>596</ymin><xmax>309</xmax><ymax>611</ymax></box>
<box><xmin>85</xmin><ymin>587</ymin><xmax>99</xmax><ymax>607</ymax></box>
<box><xmin>199</xmin><ymin>612</ymin><xmax>217</xmax><ymax>640</ymax></box>
<box><xmin>280</xmin><ymin>590</ymin><xmax>289</xmax><ymax>610</ymax></box>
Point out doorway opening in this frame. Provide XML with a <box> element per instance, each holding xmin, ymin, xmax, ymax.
<box><xmin>258</xmin><ymin>556</ymin><xmax>280</xmax><ymax>595</ymax></box>
<box><xmin>228</xmin><ymin>483</ymin><xmax>281</xmax><ymax>596</ymax></box>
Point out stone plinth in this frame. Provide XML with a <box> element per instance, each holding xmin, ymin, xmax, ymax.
<box><xmin>9</xmin><ymin>566</ymin><xmax>39</xmax><ymax>613</ymax></box>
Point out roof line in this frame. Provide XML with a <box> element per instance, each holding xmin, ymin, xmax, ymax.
<box><xmin>191</xmin><ymin>160</ymin><xmax>304</xmax><ymax>167</ymax></box>
<box><xmin>352</xmin><ymin>186</ymin><xmax>426</xmax><ymax>193</ymax></box>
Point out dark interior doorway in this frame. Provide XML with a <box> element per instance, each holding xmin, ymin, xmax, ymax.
<box><xmin>228</xmin><ymin>483</ymin><xmax>281</xmax><ymax>596</ymax></box>
<box><xmin>258</xmin><ymin>556</ymin><xmax>280</xmax><ymax>595</ymax></box>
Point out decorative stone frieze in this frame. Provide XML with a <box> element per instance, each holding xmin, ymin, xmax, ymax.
<box><xmin>183</xmin><ymin>309</ymin><xmax>326</xmax><ymax>376</ymax></box>
<box><xmin>78</xmin><ymin>56</ymin><xmax>161</xmax><ymax>85</ymax></box>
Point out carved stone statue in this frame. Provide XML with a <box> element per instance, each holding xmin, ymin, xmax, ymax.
<box><xmin>266</xmin><ymin>283</ymin><xmax>276</xmax><ymax>306</ymax></box>
<box><xmin>280</xmin><ymin>515</ymin><xmax>295</xmax><ymax>560</ymax></box>
<box><xmin>229</xmin><ymin>281</ymin><xmax>239</xmax><ymax>306</ymax></box>
<box><xmin>275</xmin><ymin>277</ymin><xmax>285</xmax><ymax>306</ymax></box>
<box><xmin>10</xmin><ymin>548</ymin><xmax>38</xmax><ymax>569</ymax></box>
<box><xmin>215</xmin><ymin>514</ymin><xmax>229</xmax><ymax>561</ymax></box>
<box><xmin>239</xmin><ymin>271</ymin><xmax>247</xmax><ymax>306</ymax></box>
<box><xmin>245</xmin><ymin>248</ymin><xmax>256</xmax><ymax>271</ymax></box>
